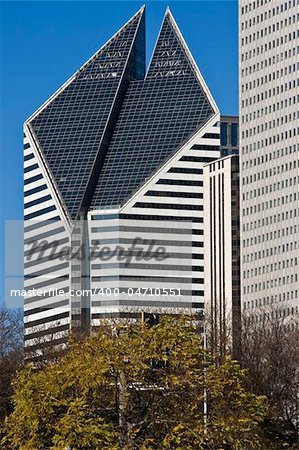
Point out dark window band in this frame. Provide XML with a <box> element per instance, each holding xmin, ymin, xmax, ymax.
<box><xmin>145</xmin><ymin>190</ymin><xmax>203</xmax><ymax>199</ymax></box>
<box><xmin>24</xmin><ymin>163</ymin><xmax>38</xmax><ymax>174</ymax></box>
<box><xmin>90</xmin><ymin>289</ymin><xmax>204</xmax><ymax>299</ymax></box>
<box><xmin>24</xmin><ymin>299</ymin><xmax>69</xmax><ymax>316</ymax></box>
<box><xmin>91</xmin><ymin>262</ymin><xmax>197</xmax><ymax>271</ymax></box>
<box><xmin>167</xmin><ymin>167</ymin><xmax>203</xmax><ymax>174</ymax></box>
<box><xmin>202</xmin><ymin>133</ymin><xmax>220</xmax><ymax>139</ymax></box>
<box><xmin>24</xmin><ymin>216</ymin><xmax>61</xmax><ymax>233</ymax></box>
<box><xmin>92</xmin><ymin>275</ymin><xmax>203</xmax><ymax>284</ymax></box>
<box><xmin>24</xmin><ymin>174</ymin><xmax>43</xmax><ymax>185</ymax></box>
<box><xmin>24</xmin><ymin>226</ymin><xmax>65</xmax><ymax>244</ymax></box>
<box><xmin>24</xmin><ymin>236</ymin><xmax>69</xmax><ymax>257</ymax></box>
<box><xmin>179</xmin><ymin>156</ymin><xmax>217</xmax><ymax>163</ymax></box>
<box><xmin>91</xmin><ymin>214</ymin><xmax>203</xmax><ymax>223</ymax></box>
<box><xmin>24</xmin><ymin>184</ymin><xmax>47</xmax><ymax>197</ymax></box>
<box><xmin>24</xmin><ymin>286</ymin><xmax>69</xmax><ymax>304</ymax></box>
<box><xmin>133</xmin><ymin>202</ymin><xmax>203</xmax><ymax>211</ymax></box>
<box><xmin>24</xmin><ymin>194</ymin><xmax>52</xmax><ymax>210</ymax></box>
<box><xmin>24</xmin><ymin>153</ymin><xmax>34</xmax><ymax>161</ymax></box>
<box><xmin>25</xmin><ymin>262</ymin><xmax>69</xmax><ymax>279</ymax></box>
<box><xmin>91</xmin><ymin>225</ymin><xmax>192</xmax><ymax>235</ymax></box>
<box><xmin>156</xmin><ymin>179</ymin><xmax>203</xmax><ymax>186</ymax></box>
<box><xmin>91</xmin><ymin>237</ymin><xmax>193</xmax><ymax>247</ymax></box>
<box><xmin>191</xmin><ymin>144</ymin><xmax>219</xmax><ymax>151</ymax></box>
<box><xmin>24</xmin><ymin>205</ymin><xmax>56</xmax><ymax>220</ymax></box>
<box><xmin>25</xmin><ymin>311</ymin><xmax>69</xmax><ymax>329</ymax></box>
<box><xmin>24</xmin><ymin>274</ymin><xmax>69</xmax><ymax>290</ymax></box>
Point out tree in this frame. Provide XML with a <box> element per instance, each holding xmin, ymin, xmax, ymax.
<box><xmin>239</xmin><ymin>307</ymin><xmax>299</xmax><ymax>447</ymax></box>
<box><xmin>0</xmin><ymin>306</ymin><xmax>23</xmax><ymax>423</ymax></box>
<box><xmin>23</xmin><ymin>320</ymin><xmax>69</xmax><ymax>368</ymax></box>
<box><xmin>2</xmin><ymin>316</ymin><xmax>267</xmax><ymax>449</ymax></box>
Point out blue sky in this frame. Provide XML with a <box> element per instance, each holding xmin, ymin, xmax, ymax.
<box><xmin>0</xmin><ymin>0</ymin><xmax>238</xmax><ymax>304</ymax></box>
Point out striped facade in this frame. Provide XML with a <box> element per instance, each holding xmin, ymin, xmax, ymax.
<box><xmin>89</xmin><ymin>117</ymin><xmax>220</xmax><ymax>324</ymax></box>
<box><xmin>23</xmin><ymin>7</ymin><xmax>220</xmax><ymax>352</ymax></box>
<box><xmin>24</xmin><ymin>131</ymin><xmax>71</xmax><ymax>357</ymax></box>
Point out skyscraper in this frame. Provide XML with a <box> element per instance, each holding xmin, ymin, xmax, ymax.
<box><xmin>204</xmin><ymin>155</ymin><xmax>241</xmax><ymax>356</ymax></box>
<box><xmin>239</xmin><ymin>0</ymin><xmax>298</xmax><ymax>315</ymax></box>
<box><xmin>24</xmin><ymin>7</ymin><xmax>220</xmax><ymax>353</ymax></box>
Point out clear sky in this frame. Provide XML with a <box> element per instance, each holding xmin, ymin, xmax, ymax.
<box><xmin>0</xmin><ymin>0</ymin><xmax>238</xmax><ymax>304</ymax></box>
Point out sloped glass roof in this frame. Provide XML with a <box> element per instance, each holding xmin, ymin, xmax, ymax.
<box><xmin>29</xmin><ymin>8</ymin><xmax>145</xmax><ymax>220</ymax></box>
<box><xmin>90</xmin><ymin>11</ymin><xmax>214</xmax><ymax>208</ymax></box>
<box><xmin>27</xmin><ymin>8</ymin><xmax>216</xmax><ymax>220</ymax></box>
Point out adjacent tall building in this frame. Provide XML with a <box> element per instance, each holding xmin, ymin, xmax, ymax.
<box><xmin>203</xmin><ymin>115</ymin><xmax>240</xmax><ymax>356</ymax></box>
<box><xmin>239</xmin><ymin>0</ymin><xmax>299</xmax><ymax>316</ymax></box>
<box><xmin>220</xmin><ymin>115</ymin><xmax>239</xmax><ymax>157</ymax></box>
<box><xmin>204</xmin><ymin>154</ymin><xmax>240</xmax><ymax>356</ymax></box>
<box><xmin>23</xmin><ymin>7</ymin><xmax>220</xmax><ymax>353</ymax></box>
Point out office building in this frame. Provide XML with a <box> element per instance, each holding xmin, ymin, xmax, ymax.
<box><xmin>204</xmin><ymin>155</ymin><xmax>241</xmax><ymax>355</ymax></box>
<box><xmin>23</xmin><ymin>7</ymin><xmax>220</xmax><ymax>352</ymax></box>
<box><xmin>220</xmin><ymin>115</ymin><xmax>239</xmax><ymax>157</ymax></box>
<box><xmin>239</xmin><ymin>0</ymin><xmax>298</xmax><ymax>315</ymax></box>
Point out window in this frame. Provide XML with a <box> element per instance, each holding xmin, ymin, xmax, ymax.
<box><xmin>220</xmin><ymin>122</ymin><xmax>227</xmax><ymax>146</ymax></box>
<box><xmin>231</xmin><ymin>123</ymin><xmax>238</xmax><ymax>147</ymax></box>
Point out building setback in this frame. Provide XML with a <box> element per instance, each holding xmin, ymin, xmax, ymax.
<box><xmin>23</xmin><ymin>7</ymin><xmax>220</xmax><ymax>353</ymax></box>
<box><xmin>204</xmin><ymin>155</ymin><xmax>241</xmax><ymax>356</ymax></box>
<box><xmin>239</xmin><ymin>0</ymin><xmax>299</xmax><ymax>317</ymax></box>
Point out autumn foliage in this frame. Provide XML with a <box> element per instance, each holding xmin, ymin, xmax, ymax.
<box><xmin>2</xmin><ymin>317</ymin><xmax>267</xmax><ymax>449</ymax></box>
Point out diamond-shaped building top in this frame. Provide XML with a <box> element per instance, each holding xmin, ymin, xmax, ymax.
<box><xmin>26</xmin><ymin>7</ymin><xmax>217</xmax><ymax>220</ymax></box>
<box><xmin>90</xmin><ymin>9</ymin><xmax>216</xmax><ymax>209</ymax></box>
